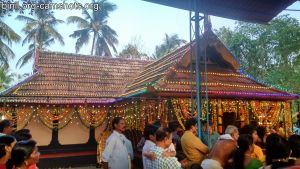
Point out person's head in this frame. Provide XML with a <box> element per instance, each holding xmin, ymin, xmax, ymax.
<box><xmin>13</xmin><ymin>129</ymin><xmax>32</xmax><ymax>141</ymax></box>
<box><xmin>143</xmin><ymin>124</ymin><xmax>158</xmax><ymax>142</ymax></box>
<box><xmin>0</xmin><ymin>135</ymin><xmax>16</xmax><ymax>161</ymax></box>
<box><xmin>155</xmin><ymin>127</ymin><xmax>172</xmax><ymax>148</ymax></box>
<box><xmin>239</xmin><ymin>125</ymin><xmax>258</xmax><ymax>143</ymax></box>
<box><xmin>225</xmin><ymin>125</ymin><xmax>239</xmax><ymax>141</ymax></box>
<box><xmin>152</xmin><ymin>119</ymin><xmax>161</xmax><ymax>128</ymax></box>
<box><xmin>256</xmin><ymin>125</ymin><xmax>266</xmax><ymax>146</ymax></box>
<box><xmin>185</xmin><ymin>118</ymin><xmax>197</xmax><ymax>134</ymax></box>
<box><xmin>288</xmin><ymin>135</ymin><xmax>300</xmax><ymax>158</ymax></box>
<box><xmin>234</xmin><ymin>134</ymin><xmax>254</xmax><ymax>169</ymax></box>
<box><xmin>279</xmin><ymin>121</ymin><xmax>284</xmax><ymax>127</ymax></box>
<box><xmin>168</xmin><ymin>121</ymin><xmax>179</xmax><ymax>133</ymax></box>
<box><xmin>202</xmin><ymin>120</ymin><xmax>213</xmax><ymax>133</ymax></box>
<box><xmin>0</xmin><ymin>120</ymin><xmax>14</xmax><ymax>135</ymax></box>
<box><xmin>176</xmin><ymin>152</ymin><xmax>187</xmax><ymax>168</ymax></box>
<box><xmin>112</xmin><ymin>117</ymin><xmax>125</xmax><ymax>133</ymax></box>
<box><xmin>11</xmin><ymin>140</ymin><xmax>39</xmax><ymax>167</ymax></box>
<box><xmin>237</xmin><ymin>134</ymin><xmax>254</xmax><ymax>152</ymax></box>
<box><xmin>265</xmin><ymin>133</ymin><xmax>290</xmax><ymax>165</ymax></box>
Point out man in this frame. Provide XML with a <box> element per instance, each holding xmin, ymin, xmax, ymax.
<box><xmin>202</xmin><ymin>121</ymin><xmax>220</xmax><ymax>150</ymax></box>
<box><xmin>147</xmin><ymin>127</ymin><xmax>181</xmax><ymax>169</ymax></box>
<box><xmin>181</xmin><ymin>118</ymin><xmax>209</xmax><ymax>168</ymax></box>
<box><xmin>102</xmin><ymin>117</ymin><xmax>133</xmax><ymax>169</ymax></box>
<box><xmin>168</xmin><ymin>121</ymin><xmax>181</xmax><ymax>151</ymax></box>
<box><xmin>0</xmin><ymin>119</ymin><xmax>14</xmax><ymax>136</ymax></box>
<box><xmin>219</xmin><ymin>125</ymin><xmax>239</xmax><ymax>141</ymax></box>
<box><xmin>142</xmin><ymin>124</ymin><xmax>158</xmax><ymax>169</ymax></box>
<box><xmin>277</xmin><ymin>121</ymin><xmax>285</xmax><ymax>138</ymax></box>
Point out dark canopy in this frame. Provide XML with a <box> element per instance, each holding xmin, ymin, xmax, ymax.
<box><xmin>143</xmin><ymin>0</ymin><xmax>296</xmax><ymax>23</ymax></box>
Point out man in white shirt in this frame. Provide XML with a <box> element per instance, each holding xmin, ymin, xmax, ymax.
<box><xmin>142</xmin><ymin>124</ymin><xmax>158</xmax><ymax>169</ymax></box>
<box><xmin>102</xmin><ymin>117</ymin><xmax>133</xmax><ymax>169</ymax></box>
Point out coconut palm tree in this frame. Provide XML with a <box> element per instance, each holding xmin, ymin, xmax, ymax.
<box><xmin>154</xmin><ymin>33</ymin><xmax>186</xmax><ymax>59</ymax></box>
<box><xmin>0</xmin><ymin>19</ymin><xmax>21</xmax><ymax>68</ymax></box>
<box><xmin>16</xmin><ymin>7</ymin><xmax>64</xmax><ymax>67</ymax></box>
<box><xmin>0</xmin><ymin>67</ymin><xmax>16</xmax><ymax>90</ymax></box>
<box><xmin>67</xmin><ymin>0</ymin><xmax>118</xmax><ymax>56</ymax></box>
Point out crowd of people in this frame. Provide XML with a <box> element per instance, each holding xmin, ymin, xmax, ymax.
<box><xmin>0</xmin><ymin>120</ymin><xmax>39</xmax><ymax>169</ymax></box>
<box><xmin>2</xmin><ymin>115</ymin><xmax>300</xmax><ymax>169</ymax></box>
<box><xmin>102</xmin><ymin>117</ymin><xmax>300</xmax><ymax>169</ymax></box>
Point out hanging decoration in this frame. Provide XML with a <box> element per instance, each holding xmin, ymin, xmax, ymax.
<box><xmin>0</xmin><ymin>98</ymin><xmax>293</xmax><ymax>133</ymax></box>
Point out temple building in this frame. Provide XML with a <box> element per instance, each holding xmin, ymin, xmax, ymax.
<box><xmin>0</xmin><ymin>30</ymin><xmax>297</xmax><ymax>167</ymax></box>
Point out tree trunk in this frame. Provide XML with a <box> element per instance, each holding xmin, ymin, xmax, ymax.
<box><xmin>91</xmin><ymin>32</ymin><xmax>97</xmax><ymax>56</ymax></box>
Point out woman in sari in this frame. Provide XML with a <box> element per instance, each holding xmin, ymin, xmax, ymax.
<box><xmin>234</xmin><ymin>134</ymin><xmax>263</xmax><ymax>169</ymax></box>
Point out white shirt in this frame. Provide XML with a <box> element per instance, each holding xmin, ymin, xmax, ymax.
<box><xmin>102</xmin><ymin>130</ymin><xmax>132</xmax><ymax>169</ymax></box>
<box><xmin>219</xmin><ymin>134</ymin><xmax>233</xmax><ymax>140</ymax></box>
<box><xmin>165</xmin><ymin>143</ymin><xmax>176</xmax><ymax>152</ymax></box>
<box><xmin>142</xmin><ymin>140</ymin><xmax>156</xmax><ymax>169</ymax></box>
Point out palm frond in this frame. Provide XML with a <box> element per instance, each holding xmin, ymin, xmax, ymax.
<box><xmin>70</xmin><ymin>28</ymin><xmax>90</xmax><ymax>53</ymax></box>
<box><xmin>16</xmin><ymin>49</ymin><xmax>34</xmax><ymax>68</ymax></box>
<box><xmin>0</xmin><ymin>39</ymin><xmax>15</xmax><ymax>60</ymax></box>
<box><xmin>44</xmin><ymin>26</ymin><xmax>65</xmax><ymax>45</ymax></box>
<box><xmin>16</xmin><ymin>15</ymin><xmax>36</xmax><ymax>23</ymax></box>
<box><xmin>82</xmin><ymin>9</ymin><xmax>93</xmax><ymax>21</ymax></box>
<box><xmin>67</xmin><ymin>16</ymin><xmax>89</xmax><ymax>28</ymax></box>
<box><xmin>0</xmin><ymin>20</ymin><xmax>21</xmax><ymax>44</ymax></box>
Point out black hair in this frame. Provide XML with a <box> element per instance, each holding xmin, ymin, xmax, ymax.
<box><xmin>176</xmin><ymin>151</ymin><xmax>186</xmax><ymax>162</ymax></box>
<box><xmin>11</xmin><ymin>140</ymin><xmax>37</xmax><ymax>167</ymax></box>
<box><xmin>0</xmin><ymin>120</ymin><xmax>12</xmax><ymax>133</ymax></box>
<box><xmin>155</xmin><ymin>127</ymin><xmax>171</xmax><ymax>142</ymax></box>
<box><xmin>168</xmin><ymin>121</ymin><xmax>179</xmax><ymax>132</ymax></box>
<box><xmin>143</xmin><ymin>125</ymin><xmax>158</xmax><ymax>140</ymax></box>
<box><xmin>289</xmin><ymin>134</ymin><xmax>300</xmax><ymax>158</ymax></box>
<box><xmin>152</xmin><ymin>119</ymin><xmax>161</xmax><ymax>128</ymax></box>
<box><xmin>0</xmin><ymin>135</ymin><xmax>15</xmax><ymax>158</ymax></box>
<box><xmin>190</xmin><ymin>163</ymin><xmax>202</xmax><ymax>169</ymax></box>
<box><xmin>112</xmin><ymin>117</ymin><xmax>123</xmax><ymax>130</ymax></box>
<box><xmin>12</xmin><ymin>129</ymin><xmax>32</xmax><ymax>141</ymax></box>
<box><xmin>256</xmin><ymin>125</ymin><xmax>266</xmax><ymax>147</ymax></box>
<box><xmin>185</xmin><ymin>118</ymin><xmax>197</xmax><ymax>130</ymax></box>
<box><xmin>239</xmin><ymin>125</ymin><xmax>257</xmax><ymax>135</ymax></box>
<box><xmin>265</xmin><ymin>133</ymin><xmax>290</xmax><ymax>165</ymax></box>
<box><xmin>233</xmin><ymin>134</ymin><xmax>253</xmax><ymax>169</ymax></box>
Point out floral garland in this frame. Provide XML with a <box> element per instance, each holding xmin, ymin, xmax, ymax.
<box><xmin>97</xmin><ymin>131</ymin><xmax>111</xmax><ymax>164</ymax></box>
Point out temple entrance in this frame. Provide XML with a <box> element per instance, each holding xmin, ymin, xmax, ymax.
<box><xmin>222</xmin><ymin>112</ymin><xmax>236</xmax><ymax>133</ymax></box>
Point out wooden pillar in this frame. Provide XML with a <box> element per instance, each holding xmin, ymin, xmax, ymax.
<box><xmin>12</xmin><ymin>105</ymin><xmax>17</xmax><ymax>130</ymax></box>
<box><xmin>49</xmin><ymin>106</ymin><xmax>60</xmax><ymax>147</ymax></box>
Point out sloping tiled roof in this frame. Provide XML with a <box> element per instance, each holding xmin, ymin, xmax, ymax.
<box><xmin>1</xmin><ymin>30</ymin><xmax>297</xmax><ymax>103</ymax></box>
<box><xmin>0</xmin><ymin>51</ymin><xmax>152</xmax><ymax>104</ymax></box>
<box><xmin>126</xmin><ymin>30</ymin><xmax>298</xmax><ymax>100</ymax></box>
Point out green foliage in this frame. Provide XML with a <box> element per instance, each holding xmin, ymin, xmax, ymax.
<box><xmin>153</xmin><ymin>33</ymin><xmax>186</xmax><ymax>59</ymax></box>
<box><xmin>0</xmin><ymin>19</ymin><xmax>21</xmax><ymax>68</ymax></box>
<box><xmin>0</xmin><ymin>67</ymin><xmax>16</xmax><ymax>90</ymax></box>
<box><xmin>117</xmin><ymin>42</ymin><xmax>150</xmax><ymax>60</ymax></box>
<box><xmin>216</xmin><ymin>15</ymin><xmax>300</xmax><ymax>93</ymax></box>
<box><xmin>67</xmin><ymin>0</ymin><xmax>118</xmax><ymax>57</ymax></box>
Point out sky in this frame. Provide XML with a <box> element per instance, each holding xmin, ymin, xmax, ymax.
<box><xmin>2</xmin><ymin>0</ymin><xmax>300</xmax><ymax>81</ymax></box>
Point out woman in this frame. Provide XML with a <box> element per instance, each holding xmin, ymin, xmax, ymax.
<box><xmin>234</xmin><ymin>134</ymin><xmax>263</xmax><ymax>169</ymax></box>
<box><xmin>11</xmin><ymin>140</ymin><xmax>39</xmax><ymax>169</ymax></box>
<box><xmin>0</xmin><ymin>135</ymin><xmax>16</xmax><ymax>169</ymax></box>
<box><xmin>261</xmin><ymin>133</ymin><xmax>293</xmax><ymax>169</ymax></box>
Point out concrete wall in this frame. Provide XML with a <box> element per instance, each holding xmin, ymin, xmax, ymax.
<box><xmin>58</xmin><ymin>116</ymin><xmax>89</xmax><ymax>144</ymax></box>
<box><xmin>26</xmin><ymin>115</ymin><xmax>52</xmax><ymax>146</ymax></box>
